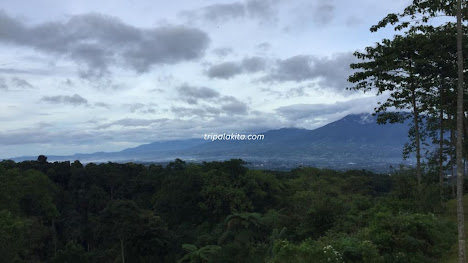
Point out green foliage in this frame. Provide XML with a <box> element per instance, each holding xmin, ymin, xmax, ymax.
<box><xmin>52</xmin><ymin>241</ymin><xmax>89</xmax><ymax>263</ymax></box>
<box><xmin>97</xmin><ymin>200</ymin><xmax>170</xmax><ymax>262</ymax></box>
<box><xmin>0</xmin><ymin>169</ymin><xmax>58</xmax><ymax>220</ymax></box>
<box><xmin>0</xmin><ymin>159</ymin><xmax>457</xmax><ymax>262</ymax></box>
<box><xmin>178</xmin><ymin>244</ymin><xmax>221</xmax><ymax>263</ymax></box>
<box><xmin>270</xmin><ymin>240</ymin><xmax>343</xmax><ymax>263</ymax></box>
<box><xmin>364</xmin><ymin>212</ymin><xmax>456</xmax><ymax>263</ymax></box>
<box><xmin>323</xmin><ymin>236</ymin><xmax>383</xmax><ymax>263</ymax></box>
<box><xmin>0</xmin><ymin>210</ymin><xmax>30</xmax><ymax>263</ymax></box>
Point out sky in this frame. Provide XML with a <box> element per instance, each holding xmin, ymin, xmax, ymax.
<box><xmin>0</xmin><ymin>0</ymin><xmax>417</xmax><ymax>158</ymax></box>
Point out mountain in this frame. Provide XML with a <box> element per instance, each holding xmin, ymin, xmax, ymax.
<box><xmin>187</xmin><ymin>114</ymin><xmax>412</xmax><ymax>169</ymax></box>
<box><xmin>7</xmin><ymin>114</ymin><xmax>415</xmax><ymax>171</ymax></box>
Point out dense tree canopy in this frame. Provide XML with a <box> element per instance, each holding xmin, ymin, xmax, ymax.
<box><xmin>0</xmin><ymin>158</ymin><xmax>457</xmax><ymax>262</ymax></box>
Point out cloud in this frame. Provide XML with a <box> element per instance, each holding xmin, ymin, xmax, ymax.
<box><xmin>141</xmin><ymin>108</ymin><xmax>157</xmax><ymax>114</ymax></box>
<box><xmin>173</xmin><ymin>87</ymin><xmax>249</xmax><ymax>117</ymax></box>
<box><xmin>172</xmin><ymin>105</ymin><xmax>221</xmax><ymax>118</ymax></box>
<box><xmin>103</xmin><ymin>118</ymin><xmax>161</xmax><ymax>128</ymax></box>
<box><xmin>11</xmin><ymin>77</ymin><xmax>33</xmax><ymax>89</ymax></box>
<box><xmin>312</xmin><ymin>2</ymin><xmax>335</xmax><ymax>25</ymax></box>
<box><xmin>346</xmin><ymin>16</ymin><xmax>363</xmax><ymax>27</ymax></box>
<box><xmin>205</xmin><ymin>52</ymin><xmax>354</xmax><ymax>90</ymax></box>
<box><xmin>276</xmin><ymin>96</ymin><xmax>386</xmax><ymax>122</ymax></box>
<box><xmin>219</xmin><ymin>96</ymin><xmax>249</xmax><ymax>115</ymax></box>
<box><xmin>40</xmin><ymin>94</ymin><xmax>88</xmax><ymax>106</ymax></box>
<box><xmin>281</xmin><ymin>1</ymin><xmax>336</xmax><ymax>33</ymax></box>
<box><xmin>255</xmin><ymin>42</ymin><xmax>271</xmax><ymax>51</ymax></box>
<box><xmin>0</xmin><ymin>12</ymin><xmax>210</xmax><ymax>78</ymax></box>
<box><xmin>212</xmin><ymin>47</ymin><xmax>234</xmax><ymax>57</ymax></box>
<box><xmin>206</xmin><ymin>62</ymin><xmax>242</xmax><ymax>79</ymax></box>
<box><xmin>221</xmin><ymin>100</ymin><xmax>248</xmax><ymax>115</ymax></box>
<box><xmin>94</xmin><ymin>102</ymin><xmax>111</xmax><ymax>109</ymax></box>
<box><xmin>181</xmin><ymin>0</ymin><xmax>279</xmax><ymax>24</ymax></box>
<box><xmin>262</xmin><ymin>84</ymin><xmax>315</xmax><ymax>99</ymax></box>
<box><xmin>277</xmin><ymin>103</ymin><xmax>349</xmax><ymax>121</ymax></box>
<box><xmin>206</xmin><ymin>56</ymin><xmax>266</xmax><ymax>79</ymax></box>
<box><xmin>0</xmin><ymin>67</ymin><xmax>50</xmax><ymax>75</ymax></box>
<box><xmin>0</xmin><ymin>78</ymin><xmax>7</xmax><ymax>90</ymax></box>
<box><xmin>126</xmin><ymin>103</ymin><xmax>145</xmax><ymax>113</ymax></box>
<box><xmin>245</xmin><ymin>0</ymin><xmax>279</xmax><ymax>22</ymax></box>
<box><xmin>262</xmin><ymin>53</ymin><xmax>356</xmax><ymax>92</ymax></box>
<box><xmin>177</xmin><ymin>84</ymin><xmax>220</xmax><ymax>104</ymax></box>
<box><xmin>264</xmin><ymin>55</ymin><xmax>314</xmax><ymax>82</ymax></box>
<box><xmin>201</xmin><ymin>2</ymin><xmax>246</xmax><ymax>22</ymax></box>
<box><xmin>123</xmin><ymin>103</ymin><xmax>157</xmax><ymax>114</ymax></box>
<box><xmin>0</xmin><ymin>77</ymin><xmax>35</xmax><ymax>91</ymax></box>
<box><xmin>242</xmin><ymin>57</ymin><xmax>266</xmax><ymax>72</ymax></box>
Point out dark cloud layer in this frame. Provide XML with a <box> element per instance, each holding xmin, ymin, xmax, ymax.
<box><xmin>212</xmin><ymin>47</ymin><xmax>234</xmax><ymax>57</ymax></box>
<box><xmin>221</xmin><ymin>100</ymin><xmax>248</xmax><ymax>115</ymax></box>
<box><xmin>181</xmin><ymin>0</ymin><xmax>279</xmax><ymax>24</ymax></box>
<box><xmin>11</xmin><ymin>77</ymin><xmax>33</xmax><ymax>89</ymax></box>
<box><xmin>266</xmin><ymin>55</ymin><xmax>313</xmax><ymax>82</ymax></box>
<box><xmin>202</xmin><ymin>2</ymin><xmax>245</xmax><ymax>22</ymax></box>
<box><xmin>206</xmin><ymin>56</ymin><xmax>266</xmax><ymax>79</ymax></box>
<box><xmin>276</xmin><ymin>96</ymin><xmax>385</xmax><ymax>122</ymax></box>
<box><xmin>177</xmin><ymin>84</ymin><xmax>221</xmax><ymax>105</ymax></box>
<box><xmin>41</xmin><ymin>94</ymin><xmax>88</xmax><ymax>106</ymax></box>
<box><xmin>263</xmin><ymin>53</ymin><xmax>356</xmax><ymax>92</ymax></box>
<box><xmin>205</xmin><ymin>52</ymin><xmax>354</xmax><ymax>93</ymax></box>
<box><xmin>174</xmin><ymin>84</ymin><xmax>248</xmax><ymax>116</ymax></box>
<box><xmin>0</xmin><ymin>12</ymin><xmax>210</xmax><ymax>78</ymax></box>
<box><xmin>0</xmin><ymin>76</ymin><xmax>34</xmax><ymax>90</ymax></box>
<box><xmin>206</xmin><ymin>62</ymin><xmax>242</xmax><ymax>79</ymax></box>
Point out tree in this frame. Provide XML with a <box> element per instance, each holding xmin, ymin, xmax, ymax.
<box><xmin>97</xmin><ymin>200</ymin><xmax>169</xmax><ymax>263</ymax></box>
<box><xmin>349</xmin><ymin>32</ymin><xmax>432</xmax><ymax>190</ymax></box>
<box><xmin>456</xmin><ymin>0</ymin><xmax>465</xmax><ymax>261</ymax></box>
<box><xmin>0</xmin><ymin>210</ymin><xmax>30</xmax><ymax>263</ymax></box>
<box><xmin>97</xmin><ymin>200</ymin><xmax>142</xmax><ymax>263</ymax></box>
<box><xmin>357</xmin><ymin>0</ymin><xmax>467</xmax><ymax>260</ymax></box>
<box><xmin>218</xmin><ymin>212</ymin><xmax>264</xmax><ymax>245</ymax></box>
<box><xmin>178</xmin><ymin>244</ymin><xmax>221</xmax><ymax>263</ymax></box>
<box><xmin>37</xmin><ymin>155</ymin><xmax>47</xmax><ymax>164</ymax></box>
<box><xmin>52</xmin><ymin>241</ymin><xmax>89</xmax><ymax>263</ymax></box>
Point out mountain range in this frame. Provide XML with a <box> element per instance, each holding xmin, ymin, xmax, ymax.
<box><xmin>7</xmin><ymin>114</ymin><xmax>415</xmax><ymax>172</ymax></box>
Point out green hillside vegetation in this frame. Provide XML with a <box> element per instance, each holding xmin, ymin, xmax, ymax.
<box><xmin>0</xmin><ymin>157</ymin><xmax>458</xmax><ymax>262</ymax></box>
<box><xmin>442</xmin><ymin>195</ymin><xmax>468</xmax><ymax>263</ymax></box>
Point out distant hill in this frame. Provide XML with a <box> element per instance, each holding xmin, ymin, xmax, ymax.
<box><xmin>7</xmin><ymin>114</ymin><xmax>415</xmax><ymax>171</ymax></box>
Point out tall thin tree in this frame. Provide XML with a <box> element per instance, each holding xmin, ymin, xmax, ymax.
<box><xmin>456</xmin><ymin>0</ymin><xmax>465</xmax><ymax>261</ymax></box>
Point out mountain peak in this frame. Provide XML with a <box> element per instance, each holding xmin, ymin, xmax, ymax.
<box><xmin>337</xmin><ymin>113</ymin><xmax>375</xmax><ymax>124</ymax></box>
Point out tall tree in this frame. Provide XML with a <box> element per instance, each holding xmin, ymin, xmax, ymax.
<box><xmin>456</xmin><ymin>0</ymin><xmax>465</xmax><ymax>261</ymax></box>
<box><xmin>348</xmin><ymin>32</ymin><xmax>432</xmax><ymax>190</ymax></box>
<box><xmin>363</xmin><ymin>0</ymin><xmax>467</xmax><ymax>260</ymax></box>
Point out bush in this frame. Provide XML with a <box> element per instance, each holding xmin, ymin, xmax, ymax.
<box><xmin>363</xmin><ymin>212</ymin><xmax>456</xmax><ymax>263</ymax></box>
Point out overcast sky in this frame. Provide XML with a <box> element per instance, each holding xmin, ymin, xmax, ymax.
<box><xmin>0</xmin><ymin>0</ymin><xmax>417</xmax><ymax>158</ymax></box>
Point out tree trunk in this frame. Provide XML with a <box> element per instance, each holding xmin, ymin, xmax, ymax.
<box><xmin>440</xmin><ymin>89</ymin><xmax>445</xmax><ymax>203</ymax></box>
<box><xmin>456</xmin><ymin>0</ymin><xmax>466</xmax><ymax>261</ymax></box>
<box><xmin>52</xmin><ymin>219</ymin><xmax>57</xmax><ymax>257</ymax></box>
<box><xmin>452</xmin><ymin>116</ymin><xmax>457</xmax><ymax>199</ymax></box>
<box><xmin>412</xmin><ymin>90</ymin><xmax>422</xmax><ymax>191</ymax></box>
<box><xmin>120</xmin><ymin>238</ymin><xmax>125</xmax><ymax>263</ymax></box>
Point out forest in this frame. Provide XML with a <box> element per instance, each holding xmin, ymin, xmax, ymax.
<box><xmin>0</xmin><ymin>157</ymin><xmax>458</xmax><ymax>262</ymax></box>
